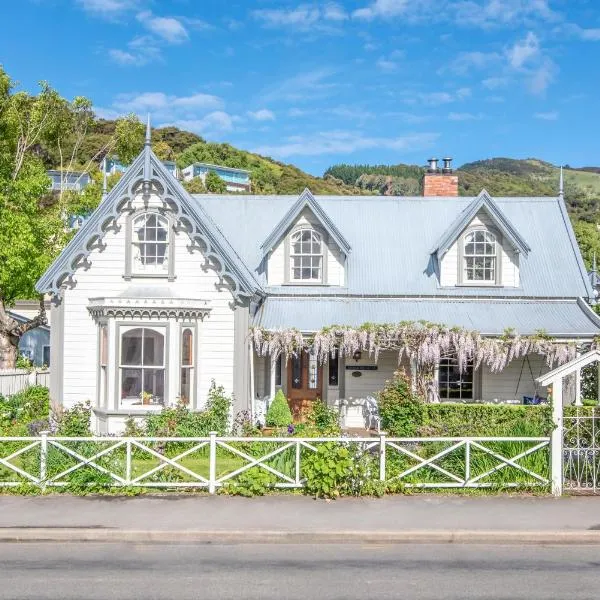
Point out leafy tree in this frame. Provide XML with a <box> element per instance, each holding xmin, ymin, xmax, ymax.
<box><xmin>572</xmin><ymin>221</ymin><xmax>600</xmax><ymax>270</ymax></box>
<box><xmin>113</xmin><ymin>113</ymin><xmax>144</xmax><ymax>165</ymax></box>
<box><xmin>205</xmin><ymin>170</ymin><xmax>227</xmax><ymax>193</ymax></box>
<box><xmin>182</xmin><ymin>177</ymin><xmax>206</xmax><ymax>194</ymax></box>
<box><xmin>0</xmin><ymin>66</ymin><xmax>94</xmax><ymax>368</ymax></box>
<box><xmin>152</xmin><ymin>140</ymin><xmax>174</xmax><ymax>161</ymax></box>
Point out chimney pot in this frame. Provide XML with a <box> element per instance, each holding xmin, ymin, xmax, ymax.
<box><xmin>427</xmin><ymin>157</ymin><xmax>439</xmax><ymax>173</ymax></box>
<box><xmin>442</xmin><ymin>157</ymin><xmax>453</xmax><ymax>173</ymax></box>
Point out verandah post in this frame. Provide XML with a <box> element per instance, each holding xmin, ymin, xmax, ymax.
<box><xmin>40</xmin><ymin>430</ymin><xmax>48</xmax><ymax>489</ymax></box>
<box><xmin>209</xmin><ymin>431</ymin><xmax>217</xmax><ymax>495</ymax></box>
<box><xmin>550</xmin><ymin>378</ymin><xmax>563</xmax><ymax>497</ymax></box>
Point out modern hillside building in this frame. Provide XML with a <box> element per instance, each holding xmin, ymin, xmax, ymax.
<box><xmin>47</xmin><ymin>170</ymin><xmax>91</xmax><ymax>192</ymax></box>
<box><xmin>181</xmin><ymin>162</ymin><xmax>251</xmax><ymax>193</ymax></box>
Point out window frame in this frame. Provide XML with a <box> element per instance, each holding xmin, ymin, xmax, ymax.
<box><xmin>179</xmin><ymin>324</ymin><xmax>196</xmax><ymax>408</ymax></box>
<box><xmin>438</xmin><ymin>355</ymin><xmax>476</xmax><ymax>402</ymax></box>
<box><xmin>124</xmin><ymin>210</ymin><xmax>175</xmax><ymax>281</ymax></box>
<box><xmin>117</xmin><ymin>324</ymin><xmax>168</xmax><ymax>411</ymax></box>
<box><xmin>457</xmin><ymin>226</ymin><xmax>502</xmax><ymax>287</ymax></box>
<box><xmin>284</xmin><ymin>225</ymin><xmax>328</xmax><ymax>285</ymax></box>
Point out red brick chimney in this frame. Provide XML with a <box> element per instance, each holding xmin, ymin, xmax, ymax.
<box><xmin>423</xmin><ymin>157</ymin><xmax>458</xmax><ymax>197</ymax></box>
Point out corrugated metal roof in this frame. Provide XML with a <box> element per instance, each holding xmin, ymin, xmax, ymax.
<box><xmin>194</xmin><ymin>194</ymin><xmax>592</xmax><ymax>299</ymax></box>
<box><xmin>253</xmin><ymin>297</ymin><xmax>600</xmax><ymax>336</ymax></box>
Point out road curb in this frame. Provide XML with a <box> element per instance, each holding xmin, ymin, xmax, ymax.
<box><xmin>1</xmin><ymin>529</ymin><xmax>600</xmax><ymax>544</ymax></box>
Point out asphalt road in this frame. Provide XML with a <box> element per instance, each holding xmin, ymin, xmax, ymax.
<box><xmin>2</xmin><ymin>542</ymin><xmax>600</xmax><ymax>600</ymax></box>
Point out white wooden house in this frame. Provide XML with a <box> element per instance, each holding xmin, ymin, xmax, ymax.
<box><xmin>36</xmin><ymin>126</ymin><xmax>600</xmax><ymax>433</ymax></box>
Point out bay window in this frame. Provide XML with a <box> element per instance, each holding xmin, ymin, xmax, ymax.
<box><xmin>119</xmin><ymin>327</ymin><xmax>165</xmax><ymax>409</ymax></box>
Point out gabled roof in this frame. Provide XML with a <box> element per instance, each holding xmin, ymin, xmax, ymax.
<box><xmin>260</xmin><ymin>188</ymin><xmax>352</xmax><ymax>255</ymax></box>
<box><xmin>36</xmin><ymin>137</ymin><xmax>263</xmax><ymax>301</ymax></box>
<box><xmin>430</xmin><ymin>189</ymin><xmax>531</xmax><ymax>258</ymax></box>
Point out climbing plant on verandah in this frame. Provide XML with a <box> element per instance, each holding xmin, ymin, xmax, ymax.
<box><xmin>250</xmin><ymin>322</ymin><xmax>585</xmax><ymax>401</ymax></box>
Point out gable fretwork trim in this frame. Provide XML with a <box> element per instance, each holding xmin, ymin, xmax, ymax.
<box><xmin>36</xmin><ymin>148</ymin><xmax>263</xmax><ymax>304</ymax></box>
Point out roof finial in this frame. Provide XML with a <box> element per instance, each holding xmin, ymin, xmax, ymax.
<box><xmin>143</xmin><ymin>113</ymin><xmax>152</xmax><ymax>187</ymax></box>
<box><xmin>101</xmin><ymin>157</ymin><xmax>108</xmax><ymax>200</ymax></box>
<box><xmin>145</xmin><ymin>113</ymin><xmax>151</xmax><ymax>147</ymax></box>
<box><xmin>559</xmin><ymin>165</ymin><xmax>564</xmax><ymax>199</ymax></box>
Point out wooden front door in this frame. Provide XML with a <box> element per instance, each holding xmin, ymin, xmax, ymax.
<box><xmin>287</xmin><ymin>351</ymin><xmax>323</xmax><ymax>421</ymax></box>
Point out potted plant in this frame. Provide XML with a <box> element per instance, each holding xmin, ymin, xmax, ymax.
<box><xmin>140</xmin><ymin>390</ymin><xmax>153</xmax><ymax>406</ymax></box>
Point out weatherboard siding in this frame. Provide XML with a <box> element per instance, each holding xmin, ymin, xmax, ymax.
<box><xmin>58</xmin><ymin>199</ymin><xmax>236</xmax><ymax>410</ymax></box>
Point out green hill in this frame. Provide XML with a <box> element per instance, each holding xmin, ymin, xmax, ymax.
<box><xmin>44</xmin><ymin>118</ymin><xmax>362</xmax><ymax>196</ymax></box>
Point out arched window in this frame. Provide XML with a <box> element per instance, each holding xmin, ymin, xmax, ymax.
<box><xmin>180</xmin><ymin>327</ymin><xmax>194</xmax><ymax>406</ymax></box>
<box><xmin>463</xmin><ymin>229</ymin><xmax>497</xmax><ymax>283</ymax></box>
<box><xmin>290</xmin><ymin>228</ymin><xmax>323</xmax><ymax>282</ymax></box>
<box><xmin>119</xmin><ymin>327</ymin><xmax>165</xmax><ymax>409</ymax></box>
<box><xmin>132</xmin><ymin>213</ymin><xmax>169</xmax><ymax>272</ymax></box>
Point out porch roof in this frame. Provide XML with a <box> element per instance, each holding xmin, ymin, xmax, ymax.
<box><xmin>252</xmin><ymin>297</ymin><xmax>600</xmax><ymax>337</ymax></box>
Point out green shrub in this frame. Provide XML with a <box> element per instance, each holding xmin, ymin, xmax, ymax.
<box><xmin>302</xmin><ymin>442</ymin><xmax>383</xmax><ymax>498</ymax></box>
<box><xmin>221</xmin><ymin>467</ymin><xmax>276</xmax><ymax>497</ymax></box>
<box><xmin>145</xmin><ymin>381</ymin><xmax>231</xmax><ymax>436</ymax></box>
<box><xmin>56</xmin><ymin>402</ymin><xmax>92</xmax><ymax>436</ymax></box>
<box><xmin>307</xmin><ymin>400</ymin><xmax>340</xmax><ymax>435</ymax></box>
<box><xmin>0</xmin><ymin>386</ymin><xmax>50</xmax><ymax>432</ymax></box>
<box><xmin>265</xmin><ymin>389</ymin><xmax>292</xmax><ymax>427</ymax></box>
<box><xmin>377</xmin><ymin>371</ymin><xmax>553</xmax><ymax>438</ymax></box>
<box><xmin>377</xmin><ymin>371</ymin><xmax>424</xmax><ymax>436</ymax></box>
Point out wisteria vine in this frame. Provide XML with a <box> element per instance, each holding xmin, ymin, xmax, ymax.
<box><xmin>250</xmin><ymin>322</ymin><xmax>584</xmax><ymax>374</ymax></box>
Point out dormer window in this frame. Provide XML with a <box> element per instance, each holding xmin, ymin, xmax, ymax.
<box><xmin>462</xmin><ymin>229</ymin><xmax>498</xmax><ymax>284</ymax></box>
<box><xmin>290</xmin><ymin>228</ymin><xmax>323</xmax><ymax>282</ymax></box>
<box><xmin>126</xmin><ymin>211</ymin><xmax>175</xmax><ymax>280</ymax></box>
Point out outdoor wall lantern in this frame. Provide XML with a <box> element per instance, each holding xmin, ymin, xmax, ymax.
<box><xmin>352</xmin><ymin>350</ymin><xmax>362</xmax><ymax>362</ymax></box>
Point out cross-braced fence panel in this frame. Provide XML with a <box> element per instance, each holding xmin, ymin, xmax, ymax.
<box><xmin>0</xmin><ymin>433</ymin><xmax>552</xmax><ymax>492</ymax></box>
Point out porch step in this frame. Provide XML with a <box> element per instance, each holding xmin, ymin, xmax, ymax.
<box><xmin>341</xmin><ymin>427</ymin><xmax>378</xmax><ymax>437</ymax></box>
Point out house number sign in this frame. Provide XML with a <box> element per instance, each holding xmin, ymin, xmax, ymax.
<box><xmin>345</xmin><ymin>365</ymin><xmax>378</xmax><ymax>371</ymax></box>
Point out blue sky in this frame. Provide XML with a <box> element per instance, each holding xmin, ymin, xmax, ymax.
<box><xmin>1</xmin><ymin>1</ymin><xmax>600</xmax><ymax>175</ymax></box>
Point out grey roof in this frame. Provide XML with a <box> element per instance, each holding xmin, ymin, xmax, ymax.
<box><xmin>260</xmin><ymin>188</ymin><xmax>352</xmax><ymax>256</ymax></box>
<box><xmin>194</xmin><ymin>193</ymin><xmax>594</xmax><ymax>300</ymax></box>
<box><xmin>431</xmin><ymin>190</ymin><xmax>530</xmax><ymax>258</ymax></box>
<box><xmin>253</xmin><ymin>297</ymin><xmax>600</xmax><ymax>337</ymax></box>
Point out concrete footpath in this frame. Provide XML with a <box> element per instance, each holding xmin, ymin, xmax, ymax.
<box><xmin>1</xmin><ymin>495</ymin><xmax>600</xmax><ymax>544</ymax></box>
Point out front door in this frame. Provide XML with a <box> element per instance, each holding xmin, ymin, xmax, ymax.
<box><xmin>287</xmin><ymin>351</ymin><xmax>323</xmax><ymax>421</ymax></box>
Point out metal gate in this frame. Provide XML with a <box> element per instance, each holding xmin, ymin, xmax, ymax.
<box><xmin>563</xmin><ymin>408</ymin><xmax>600</xmax><ymax>493</ymax></box>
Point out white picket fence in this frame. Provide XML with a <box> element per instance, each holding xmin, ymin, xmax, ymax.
<box><xmin>0</xmin><ymin>433</ymin><xmax>553</xmax><ymax>493</ymax></box>
<box><xmin>0</xmin><ymin>370</ymin><xmax>50</xmax><ymax>397</ymax></box>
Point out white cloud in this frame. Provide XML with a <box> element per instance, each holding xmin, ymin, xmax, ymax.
<box><xmin>261</xmin><ymin>69</ymin><xmax>339</xmax><ymax>103</ymax></box>
<box><xmin>108</xmin><ymin>36</ymin><xmax>162</xmax><ymax>66</ymax></box>
<box><xmin>136</xmin><ymin>11</ymin><xmax>189</xmax><ymax>44</ymax></box>
<box><xmin>408</xmin><ymin>87</ymin><xmax>470</xmax><ymax>106</ymax></box>
<box><xmin>252</xmin><ymin>130</ymin><xmax>439</xmax><ymax>158</ymax></box>
<box><xmin>447</xmin><ymin>51</ymin><xmax>501</xmax><ymax>75</ymax></box>
<box><xmin>353</xmin><ymin>0</ymin><xmax>411</xmax><ymax>21</ymax></box>
<box><xmin>353</xmin><ymin>0</ymin><xmax>559</xmax><ymax>26</ymax></box>
<box><xmin>114</xmin><ymin>91</ymin><xmax>223</xmax><ymax>113</ymax></box>
<box><xmin>448</xmin><ymin>112</ymin><xmax>483</xmax><ymax>121</ymax></box>
<box><xmin>253</xmin><ymin>3</ymin><xmax>347</xmax><ymax>30</ymax></box>
<box><xmin>507</xmin><ymin>31</ymin><xmax>540</xmax><ymax>69</ymax></box>
<box><xmin>76</xmin><ymin>0</ymin><xmax>136</xmax><ymax>15</ymax></box>
<box><xmin>482</xmin><ymin>76</ymin><xmax>510</xmax><ymax>90</ymax></box>
<box><xmin>534</xmin><ymin>111</ymin><xmax>559</xmax><ymax>121</ymax></box>
<box><xmin>247</xmin><ymin>109</ymin><xmax>276</xmax><ymax>121</ymax></box>
<box><xmin>561</xmin><ymin>24</ymin><xmax>600</xmax><ymax>41</ymax></box>
<box><xmin>376</xmin><ymin>58</ymin><xmax>398</xmax><ymax>72</ymax></box>
<box><xmin>528</xmin><ymin>59</ymin><xmax>556</xmax><ymax>95</ymax></box>
<box><xmin>453</xmin><ymin>0</ymin><xmax>559</xmax><ymax>28</ymax></box>
<box><xmin>165</xmin><ymin>112</ymin><xmax>239</xmax><ymax>136</ymax></box>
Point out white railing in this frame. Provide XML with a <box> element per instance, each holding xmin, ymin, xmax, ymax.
<box><xmin>0</xmin><ymin>433</ymin><xmax>552</xmax><ymax>492</ymax></box>
<box><xmin>0</xmin><ymin>370</ymin><xmax>50</xmax><ymax>397</ymax></box>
